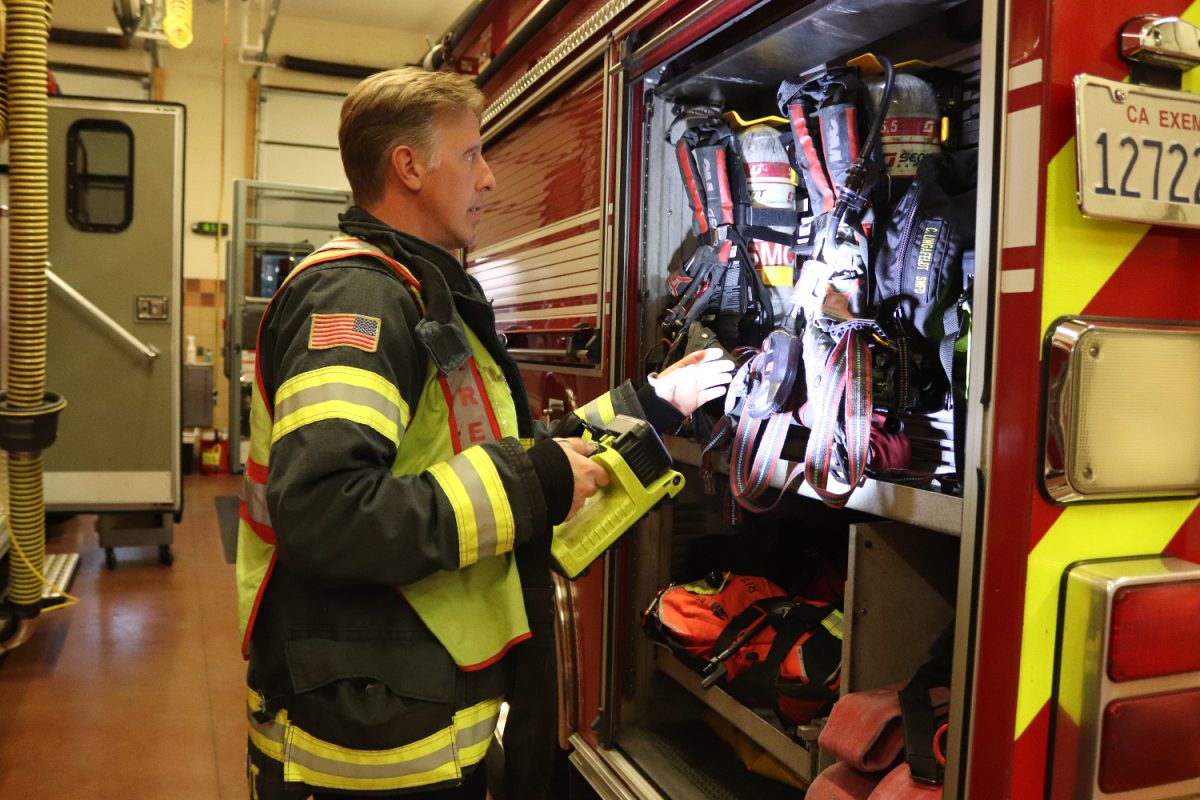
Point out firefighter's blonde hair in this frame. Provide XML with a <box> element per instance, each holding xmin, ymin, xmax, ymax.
<box><xmin>339</xmin><ymin>67</ymin><xmax>485</xmax><ymax>206</ymax></box>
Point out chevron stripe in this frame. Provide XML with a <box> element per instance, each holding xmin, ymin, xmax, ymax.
<box><xmin>1017</xmin><ymin>4</ymin><xmax>1200</xmax><ymax>745</ymax></box>
<box><xmin>1014</xmin><ymin>497</ymin><xmax>1199</xmax><ymax>736</ymax></box>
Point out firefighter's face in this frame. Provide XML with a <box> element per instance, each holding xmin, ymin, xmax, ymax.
<box><xmin>422</xmin><ymin>108</ymin><xmax>495</xmax><ymax>251</ymax></box>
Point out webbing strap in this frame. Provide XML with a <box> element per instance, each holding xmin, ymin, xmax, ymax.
<box><xmin>803</xmin><ymin>329</ymin><xmax>873</xmax><ymax>508</ymax></box>
<box><xmin>900</xmin><ymin>680</ymin><xmax>943</xmax><ymax>784</ymax></box>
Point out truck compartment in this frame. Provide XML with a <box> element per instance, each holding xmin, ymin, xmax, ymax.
<box><xmin>595</xmin><ymin>0</ymin><xmax>989</xmax><ymax>793</ymax></box>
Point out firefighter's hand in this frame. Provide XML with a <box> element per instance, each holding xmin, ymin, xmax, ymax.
<box><xmin>556</xmin><ymin>437</ymin><xmax>610</xmax><ymax>521</ymax></box>
<box><xmin>649</xmin><ymin>347</ymin><xmax>735</xmax><ymax>416</ymax></box>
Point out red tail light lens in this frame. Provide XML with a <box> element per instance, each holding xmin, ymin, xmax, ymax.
<box><xmin>1108</xmin><ymin>580</ymin><xmax>1200</xmax><ymax>682</ymax></box>
<box><xmin>1099</xmin><ymin>689</ymin><xmax>1200</xmax><ymax>793</ymax></box>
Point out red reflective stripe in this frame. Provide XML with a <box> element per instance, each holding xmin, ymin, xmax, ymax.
<box><xmin>439</xmin><ymin>374</ymin><xmax>463</xmax><ymax>454</ymax></box>
<box><xmin>714</xmin><ymin>147</ymin><xmax>735</xmax><ymax>226</ymax></box>
<box><xmin>239</xmin><ymin>505</ymin><xmax>276</xmax><ymax>544</ymax></box>
<box><xmin>846</xmin><ymin>107</ymin><xmax>860</xmax><ymax>163</ymax></box>
<box><xmin>241</xmin><ymin>552</ymin><xmax>278</xmax><ymax>660</ymax></box>
<box><xmin>458</xmin><ymin>630</ymin><xmax>533</xmax><ymax>672</ymax></box>
<box><xmin>467</xmin><ymin>358</ymin><xmax>502</xmax><ymax>440</ymax></box>
<box><xmin>246</xmin><ymin>457</ymin><xmax>268</xmax><ymax>483</ymax></box>
<box><xmin>676</xmin><ymin>140</ymin><xmax>709</xmax><ymax>234</ymax></box>
<box><xmin>790</xmin><ymin>105</ymin><xmax>833</xmax><ymax>212</ymax></box>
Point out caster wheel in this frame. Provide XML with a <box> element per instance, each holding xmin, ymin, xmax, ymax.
<box><xmin>159</xmin><ymin>545</ymin><xmax>174</xmax><ymax>567</ymax></box>
<box><xmin>105</xmin><ymin>548</ymin><xmax>117</xmax><ymax>571</ymax></box>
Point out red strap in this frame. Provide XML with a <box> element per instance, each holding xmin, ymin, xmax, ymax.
<box><xmin>804</xmin><ymin>329</ymin><xmax>873</xmax><ymax>508</ymax></box>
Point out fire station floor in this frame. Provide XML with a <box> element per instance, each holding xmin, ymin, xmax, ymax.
<box><xmin>0</xmin><ymin>472</ymin><xmax>249</xmax><ymax>799</ymax></box>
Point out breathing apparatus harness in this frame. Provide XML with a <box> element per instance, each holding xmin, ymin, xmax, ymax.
<box><xmin>703</xmin><ymin>57</ymin><xmax>904</xmax><ymax>512</ymax></box>
<box><xmin>657</xmin><ymin>106</ymin><xmax>798</xmax><ymax>369</ymax></box>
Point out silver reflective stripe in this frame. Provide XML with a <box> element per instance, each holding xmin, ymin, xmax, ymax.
<box><xmin>247</xmin><ymin>705</ymin><xmax>286</xmax><ymax>756</ymax></box>
<box><xmin>288</xmin><ymin>739</ymin><xmax>458</xmax><ymax>781</ymax></box>
<box><xmin>455</xmin><ymin>713</ymin><xmax>497</xmax><ymax>751</ymax></box>
<box><xmin>275</xmin><ymin>382</ymin><xmax>404</xmax><ymax>439</ymax></box>
<box><xmin>444</xmin><ymin>451</ymin><xmax>499</xmax><ymax>559</ymax></box>
<box><xmin>581</xmin><ymin>403</ymin><xmax>605</xmax><ymax>428</ymax></box>
<box><xmin>241</xmin><ymin>473</ymin><xmax>270</xmax><ymax>528</ymax></box>
<box><xmin>443</xmin><ymin>362</ymin><xmax>497</xmax><ymax>449</ymax></box>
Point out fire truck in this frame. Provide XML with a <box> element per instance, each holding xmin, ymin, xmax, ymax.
<box><xmin>447</xmin><ymin>0</ymin><xmax>1200</xmax><ymax>796</ymax></box>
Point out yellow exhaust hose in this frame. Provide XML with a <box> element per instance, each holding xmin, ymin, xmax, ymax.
<box><xmin>1</xmin><ymin>0</ymin><xmax>56</xmax><ymax>632</ymax></box>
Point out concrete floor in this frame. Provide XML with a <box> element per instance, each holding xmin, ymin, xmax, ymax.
<box><xmin>0</xmin><ymin>472</ymin><xmax>247</xmax><ymax>799</ymax></box>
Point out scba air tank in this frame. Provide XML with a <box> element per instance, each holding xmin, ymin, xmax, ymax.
<box><xmin>867</xmin><ymin>73</ymin><xmax>940</xmax><ymax>181</ymax></box>
<box><xmin>736</xmin><ymin>123</ymin><xmax>798</xmax><ymax>316</ymax></box>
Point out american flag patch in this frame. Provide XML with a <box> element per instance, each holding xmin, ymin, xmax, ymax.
<box><xmin>308</xmin><ymin>313</ymin><xmax>381</xmax><ymax>352</ymax></box>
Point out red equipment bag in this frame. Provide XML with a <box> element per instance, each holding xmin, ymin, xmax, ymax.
<box><xmin>643</xmin><ymin>572</ymin><xmax>843</xmax><ymax>725</ymax></box>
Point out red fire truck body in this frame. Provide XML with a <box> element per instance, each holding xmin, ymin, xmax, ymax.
<box><xmin>455</xmin><ymin>1</ymin><xmax>1200</xmax><ymax>796</ymax></box>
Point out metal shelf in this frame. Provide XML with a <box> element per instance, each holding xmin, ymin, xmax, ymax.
<box><xmin>655</xmin><ymin>648</ymin><xmax>818</xmax><ymax>785</ymax></box>
<box><xmin>665</xmin><ymin>435</ymin><xmax>963</xmax><ymax>536</ymax></box>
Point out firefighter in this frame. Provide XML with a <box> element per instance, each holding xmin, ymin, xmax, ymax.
<box><xmin>237</xmin><ymin>67</ymin><xmax>733</xmax><ymax>800</ymax></box>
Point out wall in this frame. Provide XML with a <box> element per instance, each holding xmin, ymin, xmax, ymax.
<box><xmin>48</xmin><ymin>0</ymin><xmax>433</xmax><ymax>447</ymax></box>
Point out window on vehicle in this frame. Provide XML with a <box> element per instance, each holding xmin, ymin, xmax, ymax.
<box><xmin>67</xmin><ymin>119</ymin><xmax>134</xmax><ymax>232</ymax></box>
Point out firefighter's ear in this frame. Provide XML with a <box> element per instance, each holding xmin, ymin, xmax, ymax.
<box><xmin>389</xmin><ymin>144</ymin><xmax>425</xmax><ymax>191</ymax></box>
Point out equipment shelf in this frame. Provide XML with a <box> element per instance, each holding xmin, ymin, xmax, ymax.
<box><xmin>665</xmin><ymin>435</ymin><xmax>963</xmax><ymax>536</ymax></box>
<box><xmin>654</xmin><ymin>648</ymin><xmax>819</xmax><ymax>785</ymax></box>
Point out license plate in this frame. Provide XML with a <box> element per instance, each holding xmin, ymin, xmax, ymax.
<box><xmin>1075</xmin><ymin>74</ymin><xmax>1200</xmax><ymax>229</ymax></box>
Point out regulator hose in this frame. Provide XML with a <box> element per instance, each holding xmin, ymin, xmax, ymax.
<box><xmin>823</xmin><ymin>55</ymin><xmax>895</xmax><ymax>257</ymax></box>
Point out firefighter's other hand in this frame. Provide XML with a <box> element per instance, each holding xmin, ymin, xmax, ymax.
<box><xmin>649</xmin><ymin>347</ymin><xmax>735</xmax><ymax>416</ymax></box>
<box><xmin>555</xmin><ymin>438</ymin><xmax>610</xmax><ymax>521</ymax></box>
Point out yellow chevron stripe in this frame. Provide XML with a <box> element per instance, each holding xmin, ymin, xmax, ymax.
<box><xmin>1014</xmin><ymin>497</ymin><xmax>1199</xmax><ymax>737</ymax></box>
<box><xmin>1041</xmin><ymin>143</ymin><xmax>1148</xmax><ymax>334</ymax></box>
<box><xmin>1019</xmin><ymin>3</ymin><xmax>1200</xmax><ymax>740</ymax></box>
<box><xmin>1042</xmin><ymin>0</ymin><xmax>1200</xmax><ymax>334</ymax></box>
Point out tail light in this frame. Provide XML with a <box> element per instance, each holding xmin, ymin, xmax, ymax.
<box><xmin>1049</xmin><ymin>557</ymin><xmax>1200</xmax><ymax>799</ymax></box>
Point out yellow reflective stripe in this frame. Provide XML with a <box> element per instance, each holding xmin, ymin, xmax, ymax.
<box><xmin>277</xmin><ymin>366</ymin><xmax>405</xmax><ymax>419</ymax></box>
<box><xmin>246</xmin><ymin>689</ymin><xmax>287</xmax><ymax>762</ymax></box>
<box><xmin>519</xmin><ymin>437</ymin><xmax>535</xmax><ymax>449</ymax></box>
<box><xmin>1013</xmin><ymin>498</ymin><xmax>1199</xmax><ymax>738</ymax></box>
<box><xmin>273</xmin><ymin>400</ymin><xmax>400</xmax><ymax>447</ymax></box>
<box><xmin>822</xmin><ymin>609</ymin><xmax>844</xmax><ymax>640</ymax></box>
<box><xmin>577</xmin><ymin>393</ymin><xmax>616</xmax><ymax>429</ymax></box>
<box><xmin>463</xmin><ymin>448</ymin><xmax>515</xmax><ymax>557</ymax></box>
<box><xmin>427</xmin><ymin>461</ymin><xmax>478</xmax><ymax>566</ymax></box>
<box><xmin>247</xmin><ymin>690</ymin><xmax>502</xmax><ymax>792</ymax></box>
<box><xmin>285</xmin><ymin>723</ymin><xmax>458</xmax><ymax>791</ymax></box>
<box><xmin>1042</xmin><ymin>141</ymin><xmax>1148</xmax><ymax>335</ymax></box>
<box><xmin>453</xmin><ymin>698</ymin><xmax>503</xmax><ymax>766</ymax></box>
<box><xmin>272</xmin><ymin>367</ymin><xmax>409</xmax><ymax>447</ymax></box>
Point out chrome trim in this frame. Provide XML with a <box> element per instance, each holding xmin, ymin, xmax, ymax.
<box><xmin>1119</xmin><ymin>15</ymin><xmax>1200</xmax><ymax>70</ymax></box>
<box><xmin>482</xmin><ymin>0</ymin><xmax>636</xmax><ymax>130</ymax></box>
<box><xmin>624</xmin><ymin>0</ymin><xmax>726</xmax><ymax>67</ymax></box>
<box><xmin>1050</xmin><ymin>556</ymin><xmax>1200</xmax><ymax>799</ymax></box>
<box><xmin>553</xmin><ymin>573</ymin><xmax>580</xmax><ymax>749</ymax></box>
<box><xmin>951</xmin><ymin>0</ymin><xmax>1003</xmax><ymax>793</ymax></box>
<box><xmin>567</xmin><ymin>734</ymin><xmax>642</xmax><ymax>800</ymax></box>
<box><xmin>567</xmin><ymin>733</ymin><xmax>669</xmax><ymax>800</ymax></box>
<box><xmin>1042</xmin><ymin>317</ymin><xmax>1200</xmax><ymax>503</ymax></box>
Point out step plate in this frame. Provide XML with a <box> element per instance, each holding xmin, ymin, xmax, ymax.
<box><xmin>42</xmin><ymin>552</ymin><xmax>82</xmax><ymax>600</ymax></box>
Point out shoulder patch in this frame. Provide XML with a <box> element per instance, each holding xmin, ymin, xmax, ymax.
<box><xmin>308</xmin><ymin>313</ymin><xmax>381</xmax><ymax>352</ymax></box>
